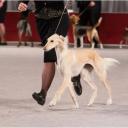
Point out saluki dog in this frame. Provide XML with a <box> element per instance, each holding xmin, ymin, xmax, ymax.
<box><xmin>43</xmin><ymin>34</ymin><xmax>119</xmax><ymax>108</ymax></box>
<box><xmin>70</xmin><ymin>14</ymin><xmax>103</xmax><ymax>49</ymax></box>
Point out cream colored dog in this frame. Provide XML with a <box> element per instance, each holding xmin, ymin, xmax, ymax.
<box><xmin>43</xmin><ymin>34</ymin><xmax>119</xmax><ymax>108</ymax></box>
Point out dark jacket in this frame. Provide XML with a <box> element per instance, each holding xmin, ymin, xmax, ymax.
<box><xmin>20</xmin><ymin>1</ymin><xmax>65</xmax><ymax>15</ymax></box>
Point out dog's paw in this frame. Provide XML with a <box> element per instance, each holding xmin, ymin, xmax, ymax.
<box><xmin>106</xmin><ymin>99</ymin><xmax>112</xmax><ymax>105</ymax></box>
<box><xmin>75</xmin><ymin>103</ymin><xmax>79</xmax><ymax>109</ymax></box>
<box><xmin>87</xmin><ymin>101</ymin><xmax>94</xmax><ymax>106</ymax></box>
<box><xmin>87</xmin><ymin>103</ymin><xmax>92</xmax><ymax>106</ymax></box>
<box><xmin>49</xmin><ymin>100</ymin><xmax>57</xmax><ymax>107</ymax></box>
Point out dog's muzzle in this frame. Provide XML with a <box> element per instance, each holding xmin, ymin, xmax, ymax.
<box><xmin>43</xmin><ymin>46</ymin><xmax>47</xmax><ymax>51</ymax></box>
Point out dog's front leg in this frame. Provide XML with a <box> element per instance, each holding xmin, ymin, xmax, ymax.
<box><xmin>68</xmin><ymin>83</ymin><xmax>79</xmax><ymax>109</ymax></box>
<box><xmin>49</xmin><ymin>77</ymin><xmax>70</xmax><ymax>107</ymax></box>
<box><xmin>79</xmin><ymin>36</ymin><xmax>84</xmax><ymax>48</ymax></box>
<box><xmin>74</xmin><ymin>35</ymin><xmax>77</xmax><ymax>48</ymax></box>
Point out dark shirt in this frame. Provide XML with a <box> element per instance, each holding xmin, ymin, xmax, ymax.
<box><xmin>77</xmin><ymin>1</ymin><xmax>101</xmax><ymax>26</ymax></box>
<box><xmin>77</xmin><ymin>1</ymin><xmax>90</xmax><ymax>9</ymax></box>
<box><xmin>77</xmin><ymin>1</ymin><xmax>101</xmax><ymax>14</ymax></box>
<box><xmin>19</xmin><ymin>1</ymin><xmax>65</xmax><ymax>15</ymax></box>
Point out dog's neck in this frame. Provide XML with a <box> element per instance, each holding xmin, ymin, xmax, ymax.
<box><xmin>57</xmin><ymin>41</ymin><xmax>68</xmax><ymax>56</ymax></box>
<box><xmin>56</xmin><ymin>41</ymin><xmax>68</xmax><ymax>65</ymax></box>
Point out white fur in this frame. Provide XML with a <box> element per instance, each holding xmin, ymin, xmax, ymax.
<box><xmin>103</xmin><ymin>58</ymin><xmax>120</xmax><ymax>71</ymax></box>
<box><xmin>43</xmin><ymin>34</ymin><xmax>119</xmax><ymax>108</ymax></box>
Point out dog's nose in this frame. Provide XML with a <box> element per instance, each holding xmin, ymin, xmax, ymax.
<box><xmin>43</xmin><ymin>47</ymin><xmax>46</xmax><ymax>51</ymax></box>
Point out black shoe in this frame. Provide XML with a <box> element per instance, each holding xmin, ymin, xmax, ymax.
<box><xmin>71</xmin><ymin>74</ymin><xmax>82</xmax><ymax>96</ymax></box>
<box><xmin>17</xmin><ymin>42</ymin><xmax>21</xmax><ymax>47</ymax></box>
<box><xmin>0</xmin><ymin>42</ymin><xmax>7</xmax><ymax>45</ymax></box>
<box><xmin>32</xmin><ymin>91</ymin><xmax>46</xmax><ymax>105</ymax></box>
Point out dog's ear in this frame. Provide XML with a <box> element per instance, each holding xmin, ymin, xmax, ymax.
<box><xmin>59</xmin><ymin>35</ymin><xmax>65</xmax><ymax>42</ymax></box>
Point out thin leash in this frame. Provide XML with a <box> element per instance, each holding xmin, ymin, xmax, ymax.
<box><xmin>78</xmin><ymin>6</ymin><xmax>89</xmax><ymax>17</ymax></box>
<box><xmin>54</xmin><ymin>1</ymin><xmax>69</xmax><ymax>66</ymax></box>
<box><xmin>54</xmin><ymin>1</ymin><xmax>69</xmax><ymax>34</ymax></box>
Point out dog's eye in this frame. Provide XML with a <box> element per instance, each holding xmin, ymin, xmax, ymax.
<box><xmin>51</xmin><ymin>40</ymin><xmax>54</xmax><ymax>42</ymax></box>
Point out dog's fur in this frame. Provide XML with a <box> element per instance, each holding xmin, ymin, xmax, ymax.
<box><xmin>120</xmin><ymin>27</ymin><xmax>128</xmax><ymax>48</ymax></box>
<box><xmin>43</xmin><ymin>34</ymin><xmax>119</xmax><ymax>108</ymax></box>
<box><xmin>69</xmin><ymin>14</ymin><xmax>103</xmax><ymax>49</ymax></box>
<box><xmin>17</xmin><ymin>18</ymin><xmax>33</xmax><ymax>47</ymax></box>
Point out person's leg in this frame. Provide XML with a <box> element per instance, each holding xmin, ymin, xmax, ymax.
<box><xmin>89</xmin><ymin>2</ymin><xmax>101</xmax><ymax>48</ymax></box>
<box><xmin>27</xmin><ymin>24</ymin><xmax>34</xmax><ymax>47</ymax></box>
<box><xmin>0</xmin><ymin>23</ymin><xmax>6</xmax><ymax>44</ymax></box>
<box><xmin>41</xmin><ymin>62</ymin><xmax>55</xmax><ymax>93</ymax></box>
<box><xmin>32</xmin><ymin>62</ymin><xmax>56</xmax><ymax>105</ymax></box>
<box><xmin>0</xmin><ymin>1</ymin><xmax>7</xmax><ymax>45</ymax></box>
<box><xmin>17</xmin><ymin>31</ymin><xmax>22</xmax><ymax>47</ymax></box>
<box><xmin>32</xmin><ymin>49</ymin><xmax>57</xmax><ymax>105</ymax></box>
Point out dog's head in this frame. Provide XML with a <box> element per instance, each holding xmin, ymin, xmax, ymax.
<box><xmin>70</xmin><ymin>14</ymin><xmax>80</xmax><ymax>25</ymax></box>
<box><xmin>43</xmin><ymin>34</ymin><xmax>65</xmax><ymax>51</ymax></box>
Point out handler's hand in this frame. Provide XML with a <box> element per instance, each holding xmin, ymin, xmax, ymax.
<box><xmin>18</xmin><ymin>2</ymin><xmax>28</xmax><ymax>12</ymax></box>
<box><xmin>89</xmin><ymin>1</ymin><xmax>95</xmax><ymax>7</ymax></box>
<box><xmin>0</xmin><ymin>1</ymin><xmax>4</xmax><ymax>8</ymax></box>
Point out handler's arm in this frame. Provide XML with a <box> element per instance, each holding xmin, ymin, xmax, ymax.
<box><xmin>0</xmin><ymin>0</ymin><xmax>5</xmax><ymax>8</ymax></box>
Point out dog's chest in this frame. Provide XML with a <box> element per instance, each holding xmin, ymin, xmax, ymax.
<box><xmin>58</xmin><ymin>54</ymin><xmax>84</xmax><ymax>76</ymax></box>
<box><xmin>71</xmin><ymin>63</ymin><xmax>84</xmax><ymax>76</ymax></box>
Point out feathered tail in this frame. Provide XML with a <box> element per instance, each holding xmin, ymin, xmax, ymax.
<box><xmin>103</xmin><ymin>58</ymin><xmax>120</xmax><ymax>71</ymax></box>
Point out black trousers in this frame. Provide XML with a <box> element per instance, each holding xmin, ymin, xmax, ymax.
<box><xmin>0</xmin><ymin>1</ymin><xmax>7</xmax><ymax>23</ymax></box>
<box><xmin>36</xmin><ymin>13</ymin><xmax>69</xmax><ymax>62</ymax></box>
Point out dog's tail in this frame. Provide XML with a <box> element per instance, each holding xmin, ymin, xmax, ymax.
<box><xmin>103</xmin><ymin>58</ymin><xmax>120</xmax><ymax>71</ymax></box>
<box><xmin>94</xmin><ymin>17</ymin><xmax>102</xmax><ymax>28</ymax></box>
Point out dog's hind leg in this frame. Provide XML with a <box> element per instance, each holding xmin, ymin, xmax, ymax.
<box><xmin>79</xmin><ymin>36</ymin><xmax>84</xmax><ymax>48</ymax></box>
<box><xmin>87</xmin><ymin>30</ymin><xmax>95</xmax><ymax>49</ymax></box>
<box><xmin>95</xmin><ymin>68</ymin><xmax>112</xmax><ymax>105</ymax></box>
<box><xmin>81</xmin><ymin>68</ymin><xmax>97</xmax><ymax>106</ymax></box>
<box><xmin>102</xmin><ymin>76</ymin><xmax>112</xmax><ymax>105</ymax></box>
<box><xmin>104</xmin><ymin>79</ymin><xmax>112</xmax><ymax>105</ymax></box>
<box><xmin>119</xmin><ymin>40</ymin><xmax>123</xmax><ymax>48</ymax></box>
<box><xmin>74</xmin><ymin>35</ymin><xmax>77</xmax><ymax>48</ymax></box>
<box><xmin>94</xmin><ymin>30</ymin><xmax>103</xmax><ymax>49</ymax></box>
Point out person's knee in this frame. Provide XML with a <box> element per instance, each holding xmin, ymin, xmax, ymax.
<box><xmin>44</xmin><ymin>49</ymin><xmax>57</xmax><ymax>63</ymax></box>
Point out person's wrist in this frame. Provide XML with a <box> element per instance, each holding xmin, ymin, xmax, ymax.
<box><xmin>0</xmin><ymin>1</ymin><xmax>4</xmax><ymax>8</ymax></box>
<box><xmin>89</xmin><ymin>1</ymin><xmax>95</xmax><ymax>7</ymax></box>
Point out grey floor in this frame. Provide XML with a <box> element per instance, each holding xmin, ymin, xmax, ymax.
<box><xmin>0</xmin><ymin>46</ymin><xmax>128</xmax><ymax>127</ymax></box>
